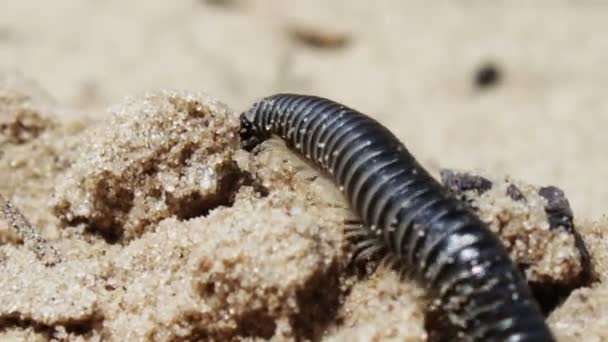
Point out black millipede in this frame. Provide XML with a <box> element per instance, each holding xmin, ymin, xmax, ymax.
<box><xmin>239</xmin><ymin>94</ymin><xmax>555</xmax><ymax>341</ymax></box>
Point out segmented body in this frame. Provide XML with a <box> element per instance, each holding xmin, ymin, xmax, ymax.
<box><xmin>240</xmin><ymin>94</ymin><xmax>554</xmax><ymax>341</ymax></box>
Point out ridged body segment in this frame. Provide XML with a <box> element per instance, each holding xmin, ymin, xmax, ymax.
<box><xmin>240</xmin><ymin>94</ymin><xmax>555</xmax><ymax>341</ymax></box>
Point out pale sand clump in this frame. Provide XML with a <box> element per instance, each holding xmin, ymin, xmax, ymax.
<box><xmin>99</xmin><ymin>190</ymin><xmax>345</xmax><ymax>340</ymax></box>
<box><xmin>325</xmin><ymin>269</ymin><xmax>427</xmax><ymax>342</ymax></box>
<box><xmin>0</xmin><ymin>246</ymin><xmax>99</xmax><ymax>326</ymax></box>
<box><xmin>51</xmin><ymin>91</ymin><xmax>241</xmax><ymax>241</ymax></box>
<box><xmin>548</xmin><ymin>284</ymin><xmax>608</xmax><ymax>342</ymax></box>
<box><xmin>0</xmin><ymin>74</ymin><xmax>606</xmax><ymax>340</ymax></box>
<box><xmin>245</xmin><ymin>138</ymin><xmax>348</xmax><ymax>211</ymax></box>
<box><xmin>546</xmin><ymin>218</ymin><xmax>608</xmax><ymax>341</ymax></box>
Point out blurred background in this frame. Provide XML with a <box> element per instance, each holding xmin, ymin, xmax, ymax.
<box><xmin>1</xmin><ymin>0</ymin><xmax>607</xmax><ymax>219</ymax></box>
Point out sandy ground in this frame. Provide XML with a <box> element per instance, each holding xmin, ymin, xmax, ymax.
<box><xmin>1</xmin><ymin>0</ymin><xmax>608</xmax><ymax>341</ymax></box>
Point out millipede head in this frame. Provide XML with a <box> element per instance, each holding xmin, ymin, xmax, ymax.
<box><xmin>239</xmin><ymin>111</ymin><xmax>262</xmax><ymax>151</ymax></box>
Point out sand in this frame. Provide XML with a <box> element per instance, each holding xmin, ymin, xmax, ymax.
<box><xmin>1</xmin><ymin>1</ymin><xmax>608</xmax><ymax>341</ymax></box>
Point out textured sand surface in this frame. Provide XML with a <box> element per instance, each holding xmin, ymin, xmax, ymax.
<box><xmin>1</xmin><ymin>1</ymin><xmax>608</xmax><ymax>341</ymax></box>
<box><xmin>0</xmin><ymin>75</ymin><xmax>604</xmax><ymax>341</ymax></box>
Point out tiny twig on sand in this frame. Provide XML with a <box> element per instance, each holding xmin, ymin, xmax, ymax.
<box><xmin>0</xmin><ymin>192</ymin><xmax>60</xmax><ymax>266</ymax></box>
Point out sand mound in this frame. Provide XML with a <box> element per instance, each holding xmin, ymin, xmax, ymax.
<box><xmin>0</xmin><ymin>72</ymin><xmax>606</xmax><ymax>341</ymax></box>
<box><xmin>51</xmin><ymin>91</ymin><xmax>241</xmax><ymax>242</ymax></box>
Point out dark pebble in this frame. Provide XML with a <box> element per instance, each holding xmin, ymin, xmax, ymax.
<box><xmin>440</xmin><ymin>169</ymin><xmax>493</xmax><ymax>195</ymax></box>
<box><xmin>474</xmin><ymin>62</ymin><xmax>501</xmax><ymax>89</ymax></box>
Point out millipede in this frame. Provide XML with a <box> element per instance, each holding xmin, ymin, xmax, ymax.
<box><xmin>239</xmin><ymin>94</ymin><xmax>555</xmax><ymax>341</ymax></box>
